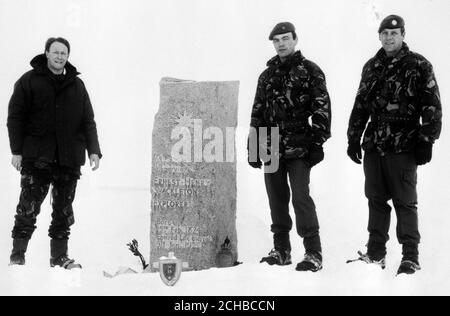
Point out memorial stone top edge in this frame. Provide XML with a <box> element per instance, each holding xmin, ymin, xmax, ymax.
<box><xmin>160</xmin><ymin>77</ymin><xmax>239</xmax><ymax>85</ymax></box>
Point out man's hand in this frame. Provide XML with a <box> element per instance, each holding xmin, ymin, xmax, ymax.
<box><xmin>415</xmin><ymin>141</ymin><xmax>433</xmax><ymax>166</ymax></box>
<box><xmin>247</xmin><ymin>129</ymin><xmax>262</xmax><ymax>169</ymax></box>
<box><xmin>89</xmin><ymin>154</ymin><xmax>100</xmax><ymax>171</ymax></box>
<box><xmin>11</xmin><ymin>155</ymin><xmax>23</xmax><ymax>172</ymax></box>
<box><xmin>308</xmin><ymin>144</ymin><xmax>324</xmax><ymax>167</ymax></box>
<box><xmin>347</xmin><ymin>142</ymin><xmax>362</xmax><ymax>164</ymax></box>
<box><xmin>248</xmin><ymin>157</ymin><xmax>262</xmax><ymax>169</ymax></box>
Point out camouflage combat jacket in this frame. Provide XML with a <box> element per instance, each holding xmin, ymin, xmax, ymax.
<box><xmin>348</xmin><ymin>43</ymin><xmax>442</xmax><ymax>154</ymax></box>
<box><xmin>250</xmin><ymin>51</ymin><xmax>331</xmax><ymax>159</ymax></box>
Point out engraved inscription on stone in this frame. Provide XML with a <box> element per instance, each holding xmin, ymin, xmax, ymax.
<box><xmin>155</xmin><ymin>221</ymin><xmax>214</xmax><ymax>249</ymax></box>
<box><xmin>150</xmin><ymin>78</ymin><xmax>239</xmax><ymax>271</ymax></box>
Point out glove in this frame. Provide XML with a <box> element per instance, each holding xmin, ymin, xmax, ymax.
<box><xmin>248</xmin><ymin>158</ymin><xmax>262</xmax><ymax>169</ymax></box>
<box><xmin>415</xmin><ymin>141</ymin><xmax>433</xmax><ymax>166</ymax></box>
<box><xmin>247</xmin><ymin>133</ymin><xmax>262</xmax><ymax>169</ymax></box>
<box><xmin>308</xmin><ymin>144</ymin><xmax>324</xmax><ymax>167</ymax></box>
<box><xmin>347</xmin><ymin>142</ymin><xmax>362</xmax><ymax>164</ymax></box>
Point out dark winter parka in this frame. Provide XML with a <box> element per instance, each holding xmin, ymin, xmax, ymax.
<box><xmin>250</xmin><ymin>51</ymin><xmax>331</xmax><ymax>159</ymax></box>
<box><xmin>7</xmin><ymin>54</ymin><xmax>102</xmax><ymax>168</ymax></box>
<box><xmin>347</xmin><ymin>43</ymin><xmax>442</xmax><ymax>154</ymax></box>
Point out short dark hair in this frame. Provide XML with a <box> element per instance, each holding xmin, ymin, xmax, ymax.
<box><xmin>378</xmin><ymin>26</ymin><xmax>405</xmax><ymax>35</ymax></box>
<box><xmin>271</xmin><ymin>32</ymin><xmax>298</xmax><ymax>41</ymax></box>
<box><xmin>378</xmin><ymin>27</ymin><xmax>405</xmax><ymax>36</ymax></box>
<box><xmin>45</xmin><ymin>37</ymin><xmax>71</xmax><ymax>54</ymax></box>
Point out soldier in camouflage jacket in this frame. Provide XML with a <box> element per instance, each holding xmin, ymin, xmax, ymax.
<box><xmin>346</xmin><ymin>15</ymin><xmax>442</xmax><ymax>275</ymax></box>
<box><xmin>347</xmin><ymin>43</ymin><xmax>441</xmax><ymax>156</ymax></box>
<box><xmin>248</xmin><ymin>22</ymin><xmax>331</xmax><ymax>273</ymax></box>
<box><xmin>250</xmin><ymin>49</ymin><xmax>331</xmax><ymax>161</ymax></box>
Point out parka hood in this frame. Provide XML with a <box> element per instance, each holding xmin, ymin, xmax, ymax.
<box><xmin>30</xmin><ymin>54</ymin><xmax>80</xmax><ymax>77</ymax></box>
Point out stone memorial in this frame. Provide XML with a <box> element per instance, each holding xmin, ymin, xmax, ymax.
<box><xmin>149</xmin><ymin>78</ymin><xmax>239</xmax><ymax>271</ymax></box>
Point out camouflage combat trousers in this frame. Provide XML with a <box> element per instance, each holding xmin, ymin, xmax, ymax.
<box><xmin>264</xmin><ymin>158</ymin><xmax>321</xmax><ymax>252</ymax></box>
<box><xmin>11</xmin><ymin>165</ymin><xmax>79</xmax><ymax>240</ymax></box>
<box><xmin>364</xmin><ymin>152</ymin><xmax>420</xmax><ymax>253</ymax></box>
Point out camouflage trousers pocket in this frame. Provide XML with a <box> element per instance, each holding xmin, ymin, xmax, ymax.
<box><xmin>402</xmin><ymin>169</ymin><xmax>417</xmax><ymax>187</ymax></box>
<box><xmin>52</xmin><ymin>205</ymin><xmax>75</xmax><ymax>227</ymax></box>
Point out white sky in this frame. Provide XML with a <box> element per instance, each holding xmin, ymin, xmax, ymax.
<box><xmin>0</xmin><ymin>0</ymin><xmax>448</xmax><ymax>189</ymax></box>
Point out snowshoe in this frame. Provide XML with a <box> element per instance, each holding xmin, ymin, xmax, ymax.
<box><xmin>260</xmin><ymin>249</ymin><xmax>292</xmax><ymax>266</ymax></box>
<box><xmin>50</xmin><ymin>255</ymin><xmax>82</xmax><ymax>270</ymax></box>
<box><xmin>397</xmin><ymin>260</ymin><xmax>421</xmax><ymax>276</ymax></box>
<box><xmin>346</xmin><ymin>251</ymin><xmax>386</xmax><ymax>270</ymax></box>
<box><xmin>296</xmin><ymin>251</ymin><xmax>322</xmax><ymax>272</ymax></box>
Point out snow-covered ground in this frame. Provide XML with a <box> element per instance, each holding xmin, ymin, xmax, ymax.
<box><xmin>1</xmin><ymin>178</ymin><xmax>450</xmax><ymax>296</ymax></box>
<box><xmin>1</xmin><ymin>0</ymin><xmax>450</xmax><ymax>296</ymax></box>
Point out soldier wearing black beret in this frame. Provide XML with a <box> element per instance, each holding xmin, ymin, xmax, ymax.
<box><xmin>248</xmin><ymin>22</ymin><xmax>331</xmax><ymax>272</ymax></box>
<box><xmin>347</xmin><ymin>15</ymin><xmax>442</xmax><ymax>275</ymax></box>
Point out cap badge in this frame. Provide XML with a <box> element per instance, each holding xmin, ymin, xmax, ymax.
<box><xmin>392</xmin><ymin>20</ymin><xmax>398</xmax><ymax>26</ymax></box>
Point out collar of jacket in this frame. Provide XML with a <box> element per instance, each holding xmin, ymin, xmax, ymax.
<box><xmin>30</xmin><ymin>54</ymin><xmax>80</xmax><ymax>79</ymax></box>
<box><xmin>266</xmin><ymin>50</ymin><xmax>305</xmax><ymax>68</ymax></box>
<box><xmin>375</xmin><ymin>42</ymin><xmax>410</xmax><ymax>64</ymax></box>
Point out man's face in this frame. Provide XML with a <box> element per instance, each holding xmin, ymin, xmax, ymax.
<box><xmin>272</xmin><ymin>32</ymin><xmax>297</xmax><ymax>60</ymax></box>
<box><xmin>46</xmin><ymin>42</ymin><xmax>69</xmax><ymax>72</ymax></box>
<box><xmin>379</xmin><ymin>28</ymin><xmax>404</xmax><ymax>56</ymax></box>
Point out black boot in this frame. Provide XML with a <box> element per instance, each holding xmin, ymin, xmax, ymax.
<box><xmin>397</xmin><ymin>260</ymin><xmax>421</xmax><ymax>275</ymax></box>
<box><xmin>397</xmin><ymin>243</ymin><xmax>420</xmax><ymax>276</ymax></box>
<box><xmin>260</xmin><ymin>248</ymin><xmax>292</xmax><ymax>266</ymax></box>
<box><xmin>260</xmin><ymin>233</ymin><xmax>292</xmax><ymax>266</ymax></box>
<box><xmin>346</xmin><ymin>241</ymin><xmax>387</xmax><ymax>270</ymax></box>
<box><xmin>402</xmin><ymin>243</ymin><xmax>419</xmax><ymax>262</ymax></box>
<box><xmin>296</xmin><ymin>250</ymin><xmax>323</xmax><ymax>272</ymax></box>
<box><xmin>9</xmin><ymin>239</ymin><xmax>29</xmax><ymax>266</ymax></box>
<box><xmin>274</xmin><ymin>233</ymin><xmax>291</xmax><ymax>251</ymax></box>
<box><xmin>346</xmin><ymin>251</ymin><xmax>386</xmax><ymax>269</ymax></box>
<box><xmin>367</xmin><ymin>240</ymin><xmax>387</xmax><ymax>261</ymax></box>
<box><xmin>50</xmin><ymin>239</ymin><xmax>82</xmax><ymax>270</ymax></box>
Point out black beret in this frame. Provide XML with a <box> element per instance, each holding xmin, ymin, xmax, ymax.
<box><xmin>269</xmin><ymin>22</ymin><xmax>296</xmax><ymax>40</ymax></box>
<box><xmin>378</xmin><ymin>15</ymin><xmax>405</xmax><ymax>33</ymax></box>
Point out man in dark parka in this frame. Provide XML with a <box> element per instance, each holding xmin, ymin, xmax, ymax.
<box><xmin>7</xmin><ymin>37</ymin><xmax>102</xmax><ymax>269</ymax></box>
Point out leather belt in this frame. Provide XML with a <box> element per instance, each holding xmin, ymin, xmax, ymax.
<box><xmin>371</xmin><ymin>113</ymin><xmax>419</xmax><ymax>124</ymax></box>
<box><xmin>273</xmin><ymin>120</ymin><xmax>308</xmax><ymax>130</ymax></box>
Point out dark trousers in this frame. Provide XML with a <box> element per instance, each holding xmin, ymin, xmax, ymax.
<box><xmin>264</xmin><ymin>159</ymin><xmax>321</xmax><ymax>252</ymax></box>
<box><xmin>12</xmin><ymin>165</ymin><xmax>78</xmax><ymax>241</ymax></box>
<box><xmin>364</xmin><ymin>152</ymin><xmax>420</xmax><ymax>254</ymax></box>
